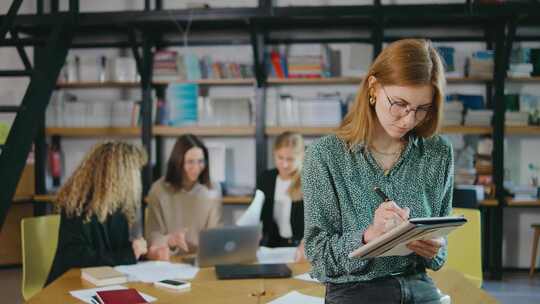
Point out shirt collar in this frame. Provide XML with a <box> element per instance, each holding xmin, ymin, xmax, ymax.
<box><xmin>352</xmin><ymin>133</ymin><xmax>421</xmax><ymax>152</ymax></box>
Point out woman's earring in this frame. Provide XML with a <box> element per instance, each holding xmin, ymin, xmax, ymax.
<box><xmin>369</xmin><ymin>95</ymin><xmax>376</xmax><ymax>106</ymax></box>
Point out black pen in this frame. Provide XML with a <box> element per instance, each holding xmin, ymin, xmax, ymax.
<box><xmin>374</xmin><ymin>187</ymin><xmax>391</xmax><ymax>203</ymax></box>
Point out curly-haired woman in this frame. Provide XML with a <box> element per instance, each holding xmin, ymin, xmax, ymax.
<box><xmin>46</xmin><ymin>141</ymin><xmax>148</xmax><ymax>284</ymax></box>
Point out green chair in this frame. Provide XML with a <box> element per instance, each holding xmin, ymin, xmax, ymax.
<box><xmin>21</xmin><ymin>214</ymin><xmax>60</xmax><ymax>301</ymax></box>
<box><xmin>445</xmin><ymin>207</ymin><xmax>483</xmax><ymax>288</ymax></box>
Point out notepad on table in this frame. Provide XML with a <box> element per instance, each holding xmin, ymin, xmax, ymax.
<box><xmin>349</xmin><ymin>216</ymin><xmax>467</xmax><ymax>259</ymax></box>
<box><xmin>81</xmin><ymin>266</ymin><xmax>127</xmax><ymax>286</ymax></box>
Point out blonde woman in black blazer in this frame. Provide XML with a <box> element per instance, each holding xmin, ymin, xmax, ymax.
<box><xmin>256</xmin><ymin>132</ymin><xmax>305</xmax><ymax>261</ymax></box>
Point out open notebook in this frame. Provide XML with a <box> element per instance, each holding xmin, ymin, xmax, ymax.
<box><xmin>349</xmin><ymin>216</ymin><xmax>467</xmax><ymax>259</ymax></box>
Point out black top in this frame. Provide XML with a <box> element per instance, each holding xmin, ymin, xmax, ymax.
<box><xmin>257</xmin><ymin>169</ymin><xmax>304</xmax><ymax>247</ymax></box>
<box><xmin>46</xmin><ymin>209</ymin><xmax>137</xmax><ymax>285</ymax></box>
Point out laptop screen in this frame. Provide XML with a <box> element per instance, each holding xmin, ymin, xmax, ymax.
<box><xmin>197</xmin><ymin>225</ymin><xmax>261</xmax><ymax>267</ymax></box>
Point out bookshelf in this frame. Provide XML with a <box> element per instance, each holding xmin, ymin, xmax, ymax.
<box><xmin>506</xmin><ymin>76</ymin><xmax>540</xmax><ymax>83</ymax></box>
<box><xmin>266</xmin><ymin>126</ymin><xmax>493</xmax><ymax>136</ymax></box>
<box><xmin>222</xmin><ymin>196</ymin><xmax>251</xmax><ymax>204</ymax></box>
<box><xmin>266</xmin><ymin>126</ymin><xmax>336</xmax><ymax>136</ymax></box>
<box><xmin>45</xmin><ymin>127</ymin><xmax>141</xmax><ymax>137</ymax></box>
<box><xmin>266</xmin><ymin>76</ymin><xmax>492</xmax><ymax>86</ymax></box>
<box><xmin>156</xmin><ymin>79</ymin><xmax>255</xmax><ymax>86</ymax></box>
<box><xmin>153</xmin><ymin>126</ymin><xmax>255</xmax><ymax>137</ymax></box>
<box><xmin>506</xmin><ymin>126</ymin><xmax>540</xmax><ymax>136</ymax></box>
<box><xmin>14</xmin><ymin>2</ymin><xmax>538</xmax><ymax>280</ymax></box>
<box><xmin>56</xmin><ymin>81</ymin><xmax>140</xmax><ymax>89</ymax></box>
<box><xmin>33</xmin><ymin>194</ymin><xmax>251</xmax><ymax>205</ymax></box>
<box><xmin>268</xmin><ymin>77</ymin><xmax>363</xmax><ymax>85</ymax></box>
<box><xmin>507</xmin><ymin>199</ymin><xmax>540</xmax><ymax>207</ymax></box>
<box><xmin>479</xmin><ymin>199</ymin><xmax>499</xmax><ymax>207</ymax></box>
<box><xmin>441</xmin><ymin>126</ymin><xmax>492</xmax><ymax>135</ymax></box>
<box><xmin>56</xmin><ymin>79</ymin><xmax>255</xmax><ymax>89</ymax></box>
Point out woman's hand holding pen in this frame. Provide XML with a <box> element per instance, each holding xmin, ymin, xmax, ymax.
<box><xmin>363</xmin><ymin>201</ymin><xmax>410</xmax><ymax>244</ymax></box>
<box><xmin>407</xmin><ymin>237</ymin><xmax>445</xmax><ymax>259</ymax></box>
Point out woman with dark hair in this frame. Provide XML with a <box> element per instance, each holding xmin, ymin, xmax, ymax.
<box><xmin>145</xmin><ymin>134</ymin><xmax>222</xmax><ymax>260</ymax></box>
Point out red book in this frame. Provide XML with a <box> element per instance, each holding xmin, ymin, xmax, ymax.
<box><xmin>96</xmin><ymin>288</ymin><xmax>148</xmax><ymax>304</ymax></box>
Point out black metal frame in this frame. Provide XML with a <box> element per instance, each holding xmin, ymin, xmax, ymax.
<box><xmin>0</xmin><ymin>6</ymin><xmax>77</xmax><ymax>229</ymax></box>
<box><xmin>1</xmin><ymin>0</ymin><xmax>540</xmax><ymax>279</ymax></box>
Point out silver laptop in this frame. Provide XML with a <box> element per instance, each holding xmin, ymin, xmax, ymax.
<box><xmin>197</xmin><ymin>225</ymin><xmax>261</xmax><ymax>267</ymax></box>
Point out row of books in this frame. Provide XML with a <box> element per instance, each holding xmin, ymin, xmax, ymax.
<box><xmin>267</xmin><ymin>44</ymin><xmax>341</xmax><ymax>79</ymax></box>
<box><xmin>266</xmin><ymin>93</ymin><xmax>346</xmax><ymax>127</ymax></box>
<box><xmin>59</xmin><ymin>55</ymin><xmax>139</xmax><ymax>83</ymax></box>
<box><xmin>161</xmin><ymin>83</ymin><xmax>253</xmax><ymax>127</ymax></box>
<box><xmin>444</xmin><ymin>93</ymin><xmax>539</xmax><ymax>127</ymax></box>
<box><xmin>46</xmin><ymin>97</ymin><xmax>142</xmax><ymax>128</ymax></box>
<box><xmin>153</xmin><ymin>50</ymin><xmax>254</xmax><ymax>82</ymax></box>
<box><xmin>509</xmin><ymin>47</ymin><xmax>540</xmax><ymax>77</ymax></box>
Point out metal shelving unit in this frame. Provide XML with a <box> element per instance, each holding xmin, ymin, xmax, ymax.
<box><xmin>1</xmin><ymin>0</ymin><xmax>540</xmax><ymax>279</ymax></box>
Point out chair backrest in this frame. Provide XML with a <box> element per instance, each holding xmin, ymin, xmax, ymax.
<box><xmin>21</xmin><ymin>214</ymin><xmax>60</xmax><ymax>301</ymax></box>
<box><xmin>445</xmin><ymin>207</ymin><xmax>482</xmax><ymax>288</ymax></box>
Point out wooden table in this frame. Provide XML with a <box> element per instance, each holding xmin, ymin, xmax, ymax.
<box><xmin>27</xmin><ymin>262</ymin><xmax>498</xmax><ymax>304</ymax></box>
<box><xmin>26</xmin><ymin>263</ymin><xmax>324</xmax><ymax>304</ymax></box>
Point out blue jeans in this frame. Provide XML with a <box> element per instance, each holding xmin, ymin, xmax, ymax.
<box><xmin>325</xmin><ymin>272</ymin><xmax>441</xmax><ymax>304</ymax></box>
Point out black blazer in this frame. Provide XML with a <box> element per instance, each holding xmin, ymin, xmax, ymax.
<box><xmin>46</xmin><ymin>209</ymin><xmax>137</xmax><ymax>285</ymax></box>
<box><xmin>257</xmin><ymin>169</ymin><xmax>304</xmax><ymax>247</ymax></box>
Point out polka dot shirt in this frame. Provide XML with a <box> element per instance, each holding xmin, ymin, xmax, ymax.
<box><xmin>302</xmin><ymin>134</ymin><xmax>454</xmax><ymax>283</ymax></box>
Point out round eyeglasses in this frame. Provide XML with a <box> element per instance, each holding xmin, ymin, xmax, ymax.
<box><xmin>381</xmin><ymin>86</ymin><xmax>432</xmax><ymax>122</ymax></box>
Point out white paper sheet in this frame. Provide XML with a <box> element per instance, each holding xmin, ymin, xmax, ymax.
<box><xmin>267</xmin><ymin>291</ymin><xmax>324</xmax><ymax>304</ymax></box>
<box><xmin>69</xmin><ymin>285</ymin><xmax>156</xmax><ymax>304</ymax></box>
<box><xmin>256</xmin><ymin>246</ymin><xmax>296</xmax><ymax>264</ymax></box>
<box><xmin>294</xmin><ymin>273</ymin><xmax>320</xmax><ymax>283</ymax></box>
<box><xmin>236</xmin><ymin>190</ymin><xmax>265</xmax><ymax>226</ymax></box>
<box><xmin>114</xmin><ymin>261</ymin><xmax>199</xmax><ymax>283</ymax></box>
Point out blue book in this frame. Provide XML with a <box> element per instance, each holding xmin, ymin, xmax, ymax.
<box><xmin>166</xmin><ymin>83</ymin><xmax>199</xmax><ymax>126</ymax></box>
<box><xmin>184</xmin><ymin>53</ymin><xmax>202</xmax><ymax>81</ymax></box>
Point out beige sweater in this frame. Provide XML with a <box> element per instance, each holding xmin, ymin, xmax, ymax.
<box><xmin>145</xmin><ymin>177</ymin><xmax>222</xmax><ymax>254</ymax></box>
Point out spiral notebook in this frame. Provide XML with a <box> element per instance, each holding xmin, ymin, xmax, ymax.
<box><xmin>349</xmin><ymin>216</ymin><xmax>467</xmax><ymax>259</ymax></box>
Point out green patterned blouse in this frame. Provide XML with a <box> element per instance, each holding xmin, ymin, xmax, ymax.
<box><xmin>302</xmin><ymin>134</ymin><xmax>454</xmax><ymax>283</ymax></box>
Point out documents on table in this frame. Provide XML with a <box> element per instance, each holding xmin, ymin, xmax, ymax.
<box><xmin>294</xmin><ymin>273</ymin><xmax>320</xmax><ymax>283</ymax></box>
<box><xmin>267</xmin><ymin>291</ymin><xmax>323</xmax><ymax>304</ymax></box>
<box><xmin>114</xmin><ymin>261</ymin><xmax>199</xmax><ymax>282</ymax></box>
<box><xmin>256</xmin><ymin>246</ymin><xmax>297</xmax><ymax>264</ymax></box>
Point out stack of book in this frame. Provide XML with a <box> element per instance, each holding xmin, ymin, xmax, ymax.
<box><xmin>81</xmin><ymin>266</ymin><xmax>127</xmax><ymax>286</ymax></box>
<box><xmin>509</xmin><ymin>47</ymin><xmax>533</xmax><ymax>77</ymax></box>
<box><xmin>267</xmin><ymin>44</ymin><xmax>341</xmax><ymax>79</ymax></box>
<box><xmin>508</xmin><ymin>63</ymin><xmax>533</xmax><ymax>77</ymax></box>
<box><xmin>464</xmin><ymin>110</ymin><xmax>493</xmax><ymax>126</ymax></box>
<box><xmin>505</xmin><ymin>111</ymin><xmax>529</xmax><ymax>126</ymax></box>
<box><xmin>46</xmin><ymin>96</ymin><xmax>142</xmax><ymax>128</ymax></box>
<box><xmin>165</xmin><ymin>83</ymin><xmax>199</xmax><ymax>126</ymax></box>
<box><xmin>443</xmin><ymin>101</ymin><xmax>463</xmax><ymax>126</ymax></box>
<box><xmin>153</xmin><ymin>50</ymin><xmax>180</xmax><ymax>82</ymax></box>
<box><xmin>467</xmin><ymin>50</ymin><xmax>494</xmax><ymax>78</ymax></box>
<box><xmin>518</xmin><ymin>94</ymin><xmax>540</xmax><ymax>125</ymax></box>
<box><xmin>198</xmin><ymin>97</ymin><xmax>252</xmax><ymax>126</ymax></box>
<box><xmin>275</xmin><ymin>93</ymin><xmax>343</xmax><ymax>127</ymax></box>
